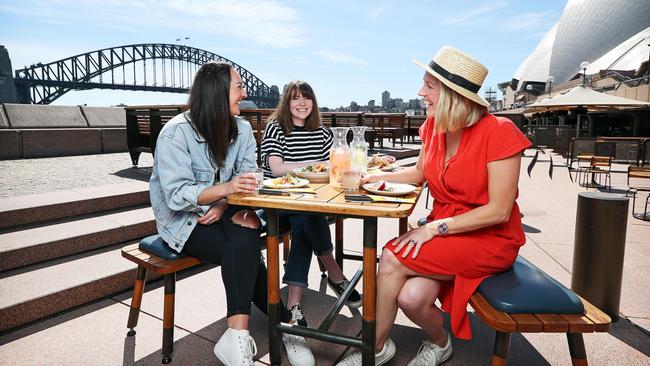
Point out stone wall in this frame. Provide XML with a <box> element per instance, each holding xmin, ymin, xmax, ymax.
<box><xmin>0</xmin><ymin>104</ymin><xmax>127</xmax><ymax>160</ymax></box>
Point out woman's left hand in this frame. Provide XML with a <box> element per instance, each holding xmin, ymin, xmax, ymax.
<box><xmin>390</xmin><ymin>224</ymin><xmax>436</xmax><ymax>259</ymax></box>
<box><xmin>360</xmin><ymin>172</ymin><xmax>384</xmax><ymax>185</ymax></box>
<box><xmin>197</xmin><ymin>200</ymin><xmax>229</xmax><ymax>225</ymax></box>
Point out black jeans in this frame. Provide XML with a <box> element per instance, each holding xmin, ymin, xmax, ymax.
<box><xmin>182</xmin><ymin>205</ymin><xmax>269</xmax><ymax>318</ymax></box>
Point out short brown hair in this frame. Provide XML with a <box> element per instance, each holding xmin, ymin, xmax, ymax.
<box><xmin>269</xmin><ymin>80</ymin><xmax>321</xmax><ymax>135</ymax></box>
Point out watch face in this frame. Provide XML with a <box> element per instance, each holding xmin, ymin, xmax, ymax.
<box><xmin>438</xmin><ymin>222</ymin><xmax>449</xmax><ymax>235</ymax></box>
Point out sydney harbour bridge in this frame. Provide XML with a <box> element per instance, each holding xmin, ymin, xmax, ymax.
<box><xmin>9</xmin><ymin>43</ymin><xmax>279</xmax><ymax>107</ymax></box>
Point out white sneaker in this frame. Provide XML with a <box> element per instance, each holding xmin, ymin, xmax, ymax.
<box><xmin>336</xmin><ymin>338</ymin><xmax>396</xmax><ymax>366</ymax></box>
<box><xmin>283</xmin><ymin>333</ymin><xmax>315</xmax><ymax>366</ymax></box>
<box><xmin>213</xmin><ymin>328</ymin><xmax>257</xmax><ymax>366</ymax></box>
<box><xmin>406</xmin><ymin>333</ymin><xmax>453</xmax><ymax>366</ymax></box>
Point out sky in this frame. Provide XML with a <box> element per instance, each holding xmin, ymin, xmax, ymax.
<box><xmin>1</xmin><ymin>0</ymin><xmax>567</xmax><ymax>108</ymax></box>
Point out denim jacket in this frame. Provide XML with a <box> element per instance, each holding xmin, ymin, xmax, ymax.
<box><xmin>149</xmin><ymin>112</ymin><xmax>258</xmax><ymax>252</ymax></box>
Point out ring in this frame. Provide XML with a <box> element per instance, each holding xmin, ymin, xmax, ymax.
<box><xmin>408</xmin><ymin>239</ymin><xmax>416</xmax><ymax>244</ymax></box>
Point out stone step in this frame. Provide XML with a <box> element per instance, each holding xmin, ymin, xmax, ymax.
<box><xmin>0</xmin><ymin>206</ymin><xmax>156</xmax><ymax>271</ymax></box>
<box><xmin>0</xmin><ymin>243</ymin><xmax>146</xmax><ymax>333</ymax></box>
<box><xmin>0</xmin><ymin>181</ymin><xmax>150</xmax><ymax>230</ymax></box>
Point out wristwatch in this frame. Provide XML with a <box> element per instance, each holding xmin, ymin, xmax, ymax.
<box><xmin>437</xmin><ymin>221</ymin><xmax>449</xmax><ymax>236</ymax></box>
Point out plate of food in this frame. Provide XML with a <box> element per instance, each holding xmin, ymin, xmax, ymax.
<box><xmin>263</xmin><ymin>174</ymin><xmax>310</xmax><ymax>189</ymax></box>
<box><xmin>367</xmin><ymin>155</ymin><xmax>396</xmax><ymax>172</ymax></box>
<box><xmin>362</xmin><ymin>181</ymin><xmax>416</xmax><ymax>196</ymax></box>
<box><xmin>293</xmin><ymin>163</ymin><xmax>329</xmax><ymax>182</ymax></box>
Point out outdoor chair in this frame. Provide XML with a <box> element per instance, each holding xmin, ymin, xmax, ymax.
<box><xmin>626</xmin><ymin>165</ymin><xmax>650</xmax><ymax>221</ymax></box>
<box><xmin>573</xmin><ymin>153</ymin><xmax>593</xmax><ymax>183</ymax></box>
<box><xmin>580</xmin><ymin>156</ymin><xmax>612</xmax><ymax>191</ymax></box>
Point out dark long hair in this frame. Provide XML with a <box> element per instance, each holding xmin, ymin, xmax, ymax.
<box><xmin>268</xmin><ymin>80</ymin><xmax>321</xmax><ymax>135</ymax></box>
<box><xmin>187</xmin><ymin>61</ymin><xmax>238</xmax><ymax>168</ymax></box>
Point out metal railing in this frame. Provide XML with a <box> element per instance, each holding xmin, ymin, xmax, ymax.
<box><xmin>567</xmin><ymin>137</ymin><xmax>649</xmax><ymax>168</ymax></box>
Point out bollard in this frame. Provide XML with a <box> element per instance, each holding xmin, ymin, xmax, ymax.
<box><xmin>571</xmin><ymin>192</ymin><xmax>628</xmax><ymax>321</ymax></box>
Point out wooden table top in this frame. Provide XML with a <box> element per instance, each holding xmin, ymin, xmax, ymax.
<box><xmin>227</xmin><ymin>183</ymin><xmax>422</xmax><ymax>218</ymax></box>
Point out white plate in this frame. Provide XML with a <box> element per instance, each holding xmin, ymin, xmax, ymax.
<box><xmin>292</xmin><ymin>167</ymin><xmax>329</xmax><ymax>183</ymax></box>
<box><xmin>362</xmin><ymin>181</ymin><xmax>416</xmax><ymax>196</ymax></box>
<box><xmin>263</xmin><ymin>177</ymin><xmax>310</xmax><ymax>189</ymax></box>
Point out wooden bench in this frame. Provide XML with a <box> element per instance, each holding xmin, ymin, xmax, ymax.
<box><xmin>406</xmin><ymin>219</ymin><xmax>610</xmax><ymax>365</ymax></box>
<box><xmin>406</xmin><ymin>115</ymin><xmax>426</xmax><ymax>143</ymax></box>
<box><xmin>469</xmin><ymin>256</ymin><xmax>611</xmax><ymax>366</ymax></box>
<box><xmin>126</xmin><ymin>105</ymin><xmax>184</xmax><ymax>166</ymax></box>
<box><xmin>364</xmin><ymin>113</ymin><xmax>406</xmax><ymax>148</ymax></box>
<box><xmin>122</xmin><ymin>231</ymin><xmax>292</xmax><ymax>364</ymax></box>
<box><xmin>125</xmin><ymin>106</ymin><xmax>274</xmax><ymax>166</ymax></box>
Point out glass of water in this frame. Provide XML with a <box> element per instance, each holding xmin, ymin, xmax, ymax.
<box><xmin>247</xmin><ymin>168</ymin><xmax>264</xmax><ymax>194</ymax></box>
<box><xmin>341</xmin><ymin>169</ymin><xmax>362</xmax><ymax>191</ymax></box>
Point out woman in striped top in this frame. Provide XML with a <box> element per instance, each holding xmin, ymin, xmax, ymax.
<box><xmin>260</xmin><ymin>80</ymin><xmax>362</xmax><ymax>366</ymax></box>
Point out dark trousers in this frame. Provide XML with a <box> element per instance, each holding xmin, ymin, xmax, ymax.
<box><xmin>283</xmin><ymin>214</ymin><xmax>333</xmax><ymax>288</ymax></box>
<box><xmin>182</xmin><ymin>205</ymin><xmax>268</xmax><ymax>317</ymax></box>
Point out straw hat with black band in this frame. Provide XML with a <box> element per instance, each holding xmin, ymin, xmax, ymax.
<box><xmin>413</xmin><ymin>46</ymin><xmax>489</xmax><ymax>107</ymax></box>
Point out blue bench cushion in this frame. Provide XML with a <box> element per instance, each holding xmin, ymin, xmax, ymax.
<box><xmin>478</xmin><ymin>256</ymin><xmax>584</xmax><ymax>314</ymax></box>
<box><xmin>139</xmin><ymin>234</ymin><xmax>187</xmax><ymax>260</ymax></box>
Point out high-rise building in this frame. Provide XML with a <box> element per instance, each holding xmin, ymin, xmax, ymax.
<box><xmin>381</xmin><ymin>90</ymin><xmax>390</xmax><ymax>108</ymax></box>
<box><xmin>368</xmin><ymin>100</ymin><xmax>375</xmax><ymax>108</ymax></box>
<box><xmin>408</xmin><ymin>99</ymin><xmax>421</xmax><ymax>110</ymax></box>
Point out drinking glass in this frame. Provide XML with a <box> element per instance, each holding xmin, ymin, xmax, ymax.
<box><xmin>341</xmin><ymin>169</ymin><xmax>361</xmax><ymax>191</ymax></box>
<box><xmin>247</xmin><ymin>168</ymin><xmax>264</xmax><ymax>194</ymax></box>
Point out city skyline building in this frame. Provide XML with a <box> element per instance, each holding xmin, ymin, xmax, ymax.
<box><xmin>382</xmin><ymin>90</ymin><xmax>390</xmax><ymax>108</ymax></box>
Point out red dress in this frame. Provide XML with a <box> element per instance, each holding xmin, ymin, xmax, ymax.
<box><xmin>391</xmin><ymin>113</ymin><xmax>531</xmax><ymax>340</ymax></box>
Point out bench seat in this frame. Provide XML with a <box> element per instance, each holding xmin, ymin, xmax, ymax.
<box><xmin>469</xmin><ymin>256</ymin><xmax>611</xmax><ymax>365</ymax></box>
<box><xmin>121</xmin><ymin>230</ymin><xmax>291</xmax><ymax>364</ymax></box>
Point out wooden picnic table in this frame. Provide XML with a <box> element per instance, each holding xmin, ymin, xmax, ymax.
<box><xmin>364</xmin><ymin>113</ymin><xmax>407</xmax><ymax>148</ymax></box>
<box><xmin>228</xmin><ymin>182</ymin><xmax>423</xmax><ymax>365</ymax></box>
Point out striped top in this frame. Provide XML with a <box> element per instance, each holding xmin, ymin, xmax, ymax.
<box><xmin>260</xmin><ymin>121</ymin><xmax>332</xmax><ymax>177</ymax></box>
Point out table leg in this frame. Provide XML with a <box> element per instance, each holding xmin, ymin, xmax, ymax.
<box><xmin>335</xmin><ymin>217</ymin><xmax>344</xmax><ymax>270</ymax></box>
<box><xmin>362</xmin><ymin>217</ymin><xmax>377</xmax><ymax>365</ymax></box>
<box><xmin>399</xmin><ymin>217</ymin><xmax>407</xmax><ymax>235</ymax></box>
<box><xmin>266</xmin><ymin>209</ymin><xmax>282</xmax><ymax>365</ymax></box>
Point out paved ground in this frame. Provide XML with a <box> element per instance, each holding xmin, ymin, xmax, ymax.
<box><xmin>0</xmin><ymin>147</ymin><xmax>649</xmax><ymax>365</ymax></box>
<box><xmin>0</xmin><ymin>153</ymin><xmax>153</xmax><ymax>198</ymax></box>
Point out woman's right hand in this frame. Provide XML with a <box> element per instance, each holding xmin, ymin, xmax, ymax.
<box><xmin>227</xmin><ymin>173</ymin><xmax>258</xmax><ymax>194</ymax></box>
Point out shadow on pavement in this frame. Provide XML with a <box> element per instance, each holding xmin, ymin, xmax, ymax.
<box><xmin>608</xmin><ymin>318</ymin><xmax>650</xmax><ymax>357</ymax></box>
<box><xmin>128</xmin><ymin>278</ymin><xmax>552</xmax><ymax>365</ymax></box>
<box><xmin>522</xmin><ymin>223</ymin><xmax>542</xmax><ymax>233</ymax></box>
<box><xmin>112</xmin><ymin>166</ymin><xmax>153</xmax><ymax>182</ymax></box>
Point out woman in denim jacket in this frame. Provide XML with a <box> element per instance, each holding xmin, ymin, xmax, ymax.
<box><xmin>149</xmin><ymin>61</ymin><xmax>266</xmax><ymax>366</ymax></box>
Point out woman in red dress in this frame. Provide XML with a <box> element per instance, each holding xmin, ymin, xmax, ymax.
<box><xmin>337</xmin><ymin>46</ymin><xmax>531</xmax><ymax>366</ymax></box>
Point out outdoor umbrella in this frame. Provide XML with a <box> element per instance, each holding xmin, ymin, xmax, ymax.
<box><xmin>523</xmin><ymin>85</ymin><xmax>649</xmax><ymax>179</ymax></box>
<box><xmin>525</xmin><ymin>85</ymin><xmax>650</xmax><ymax>137</ymax></box>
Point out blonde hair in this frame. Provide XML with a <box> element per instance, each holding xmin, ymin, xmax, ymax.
<box><xmin>433</xmin><ymin>81</ymin><xmax>487</xmax><ymax>134</ymax></box>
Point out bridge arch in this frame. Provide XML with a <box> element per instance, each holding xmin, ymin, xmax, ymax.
<box><xmin>13</xmin><ymin>43</ymin><xmax>279</xmax><ymax>107</ymax></box>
